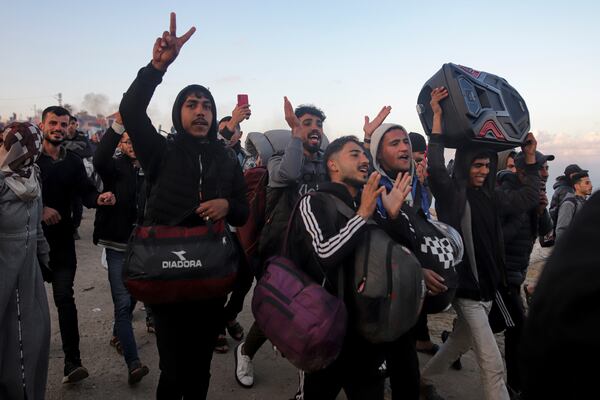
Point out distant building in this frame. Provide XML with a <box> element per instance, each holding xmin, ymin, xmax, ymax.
<box><xmin>74</xmin><ymin>111</ymin><xmax>108</xmax><ymax>137</ymax></box>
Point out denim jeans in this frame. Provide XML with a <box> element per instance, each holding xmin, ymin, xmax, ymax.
<box><xmin>106</xmin><ymin>248</ymin><xmax>139</xmax><ymax>368</ymax></box>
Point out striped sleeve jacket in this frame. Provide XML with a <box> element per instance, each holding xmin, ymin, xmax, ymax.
<box><xmin>289</xmin><ymin>185</ymin><xmax>368</xmax><ymax>293</ymax></box>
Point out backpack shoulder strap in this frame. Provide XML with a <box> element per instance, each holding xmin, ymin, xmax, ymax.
<box><xmin>323</xmin><ymin>192</ymin><xmax>377</xmax><ymax>226</ymax></box>
<box><xmin>562</xmin><ymin>196</ymin><xmax>580</xmax><ymax>214</ymax></box>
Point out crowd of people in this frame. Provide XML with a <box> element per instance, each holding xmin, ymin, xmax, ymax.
<box><xmin>1</xmin><ymin>12</ymin><xmax>596</xmax><ymax>400</ymax></box>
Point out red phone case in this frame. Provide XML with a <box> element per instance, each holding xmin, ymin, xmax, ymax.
<box><xmin>237</xmin><ymin>94</ymin><xmax>249</xmax><ymax>106</ymax></box>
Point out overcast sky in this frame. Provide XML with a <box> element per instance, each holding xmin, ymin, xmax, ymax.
<box><xmin>3</xmin><ymin>0</ymin><xmax>599</xmax><ymax>187</ymax></box>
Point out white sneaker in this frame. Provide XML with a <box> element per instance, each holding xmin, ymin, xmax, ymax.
<box><xmin>234</xmin><ymin>342</ymin><xmax>254</xmax><ymax>388</ymax></box>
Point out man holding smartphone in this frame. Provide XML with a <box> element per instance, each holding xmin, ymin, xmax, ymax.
<box><xmin>218</xmin><ymin>99</ymin><xmax>251</xmax><ymax>168</ymax></box>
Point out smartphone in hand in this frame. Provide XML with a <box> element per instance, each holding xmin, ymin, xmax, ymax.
<box><xmin>237</xmin><ymin>94</ymin><xmax>249</xmax><ymax>106</ymax></box>
<box><xmin>237</xmin><ymin>94</ymin><xmax>250</xmax><ymax>120</ymax></box>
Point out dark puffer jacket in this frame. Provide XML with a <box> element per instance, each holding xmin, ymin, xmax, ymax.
<box><xmin>498</xmin><ymin>171</ymin><xmax>552</xmax><ymax>286</ymax></box>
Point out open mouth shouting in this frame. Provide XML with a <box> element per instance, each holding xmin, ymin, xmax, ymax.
<box><xmin>358</xmin><ymin>163</ymin><xmax>369</xmax><ymax>178</ymax></box>
<box><xmin>308</xmin><ymin>132</ymin><xmax>321</xmax><ymax>147</ymax></box>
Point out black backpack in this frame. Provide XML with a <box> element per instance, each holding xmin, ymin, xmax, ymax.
<box><xmin>549</xmin><ymin>196</ymin><xmax>579</xmax><ymax>241</ymax></box>
<box><xmin>326</xmin><ymin>194</ymin><xmax>425</xmax><ymax>343</ymax></box>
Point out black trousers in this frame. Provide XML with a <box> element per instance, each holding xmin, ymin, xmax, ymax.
<box><xmin>244</xmin><ymin>321</ymin><xmax>267</xmax><ymax>358</ymax></box>
<box><xmin>386</xmin><ymin>328</ymin><xmax>420</xmax><ymax>400</ymax></box>
<box><xmin>222</xmin><ymin>253</ymin><xmax>254</xmax><ymax>324</ymax></box>
<box><xmin>71</xmin><ymin>196</ymin><xmax>83</xmax><ymax>229</ymax></box>
<box><xmin>152</xmin><ymin>299</ymin><xmax>225</xmax><ymax>400</ymax></box>
<box><xmin>414</xmin><ymin>311</ymin><xmax>431</xmax><ymax>342</ymax></box>
<box><xmin>303</xmin><ymin>330</ymin><xmax>385</xmax><ymax>400</ymax></box>
<box><xmin>504</xmin><ymin>284</ymin><xmax>526</xmax><ymax>393</ymax></box>
<box><xmin>47</xmin><ymin>234</ymin><xmax>81</xmax><ymax>371</ymax></box>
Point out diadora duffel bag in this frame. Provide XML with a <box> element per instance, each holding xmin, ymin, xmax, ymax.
<box><xmin>123</xmin><ymin>219</ymin><xmax>239</xmax><ymax>304</ymax></box>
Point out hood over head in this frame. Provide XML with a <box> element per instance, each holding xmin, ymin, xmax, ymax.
<box><xmin>497</xmin><ymin>149</ymin><xmax>517</xmax><ymax>171</ymax></box>
<box><xmin>171</xmin><ymin>84</ymin><xmax>218</xmax><ymax>141</ymax></box>
<box><xmin>370</xmin><ymin>123</ymin><xmax>415</xmax><ymax>182</ymax></box>
<box><xmin>553</xmin><ymin>175</ymin><xmax>571</xmax><ymax>189</ymax></box>
<box><xmin>452</xmin><ymin>145</ymin><xmax>498</xmax><ymax>197</ymax></box>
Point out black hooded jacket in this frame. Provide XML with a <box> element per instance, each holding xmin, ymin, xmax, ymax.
<box><xmin>549</xmin><ymin>175</ymin><xmax>573</xmax><ymax>222</ymax></box>
<box><xmin>119</xmin><ymin>63</ymin><xmax>248</xmax><ymax>227</ymax></box>
<box><xmin>427</xmin><ymin>136</ymin><xmax>540</xmax><ymax>300</ymax></box>
<box><xmin>497</xmin><ymin>171</ymin><xmax>552</xmax><ymax>286</ymax></box>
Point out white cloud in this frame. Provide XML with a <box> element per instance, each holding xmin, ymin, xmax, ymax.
<box><xmin>535</xmin><ymin>130</ymin><xmax>600</xmax><ymax>159</ymax></box>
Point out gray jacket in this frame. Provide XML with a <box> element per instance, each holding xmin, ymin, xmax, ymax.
<box><xmin>556</xmin><ymin>192</ymin><xmax>587</xmax><ymax>241</ymax></box>
<box><xmin>267</xmin><ymin>136</ymin><xmax>326</xmax><ymax>195</ymax></box>
<box><xmin>0</xmin><ymin>175</ymin><xmax>50</xmax><ymax>400</ymax></box>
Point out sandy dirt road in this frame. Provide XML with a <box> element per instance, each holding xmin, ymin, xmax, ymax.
<box><xmin>44</xmin><ymin>209</ymin><xmax>549</xmax><ymax>399</ymax></box>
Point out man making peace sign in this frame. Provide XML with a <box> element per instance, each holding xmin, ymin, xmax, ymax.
<box><xmin>119</xmin><ymin>13</ymin><xmax>248</xmax><ymax>399</ymax></box>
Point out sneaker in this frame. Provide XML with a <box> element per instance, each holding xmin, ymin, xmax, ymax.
<box><xmin>214</xmin><ymin>334</ymin><xmax>229</xmax><ymax>353</ymax></box>
<box><xmin>440</xmin><ymin>330</ymin><xmax>462</xmax><ymax>370</ymax></box>
<box><xmin>110</xmin><ymin>336</ymin><xmax>123</xmax><ymax>355</ymax></box>
<box><xmin>234</xmin><ymin>343</ymin><xmax>254</xmax><ymax>388</ymax></box>
<box><xmin>128</xmin><ymin>360</ymin><xmax>149</xmax><ymax>385</ymax></box>
<box><xmin>62</xmin><ymin>362</ymin><xmax>89</xmax><ymax>384</ymax></box>
<box><xmin>226</xmin><ymin>320</ymin><xmax>244</xmax><ymax>341</ymax></box>
<box><xmin>421</xmin><ymin>384</ymin><xmax>445</xmax><ymax>400</ymax></box>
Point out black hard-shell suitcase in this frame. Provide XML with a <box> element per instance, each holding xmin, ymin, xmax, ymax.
<box><xmin>417</xmin><ymin>63</ymin><xmax>529</xmax><ymax>150</ymax></box>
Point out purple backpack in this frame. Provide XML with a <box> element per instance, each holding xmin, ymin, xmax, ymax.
<box><xmin>251</xmin><ymin>194</ymin><xmax>347</xmax><ymax>372</ymax></box>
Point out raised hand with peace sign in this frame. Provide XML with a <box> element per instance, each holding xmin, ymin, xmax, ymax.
<box><xmin>152</xmin><ymin>12</ymin><xmax>196</xmax><ymax>72</ymax></box>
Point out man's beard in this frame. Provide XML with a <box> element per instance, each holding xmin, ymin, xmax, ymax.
<box><xmin>45</xmin><ymin>137</ymin><xmax>63</xmax><ymax>145</ymax></box>
<box><xmin>303</xmin><ymin>141</ymin><xmax>321</xmax><ymax>154</ymax></box>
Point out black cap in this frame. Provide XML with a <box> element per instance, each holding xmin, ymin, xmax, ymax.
<box><xmin>564</xmin><ymin>164</ymin><xmax>583</xmax><ymax>177</ymax></box>
<box><xmin>409</xmin><ymin>132</ymin><xmax>426</xmax><ymax>153</ymax></box>
<box><xmin>514</xmin><ymin>151</ymin><xmax>555</xmax><ymax>170</ymax></box>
